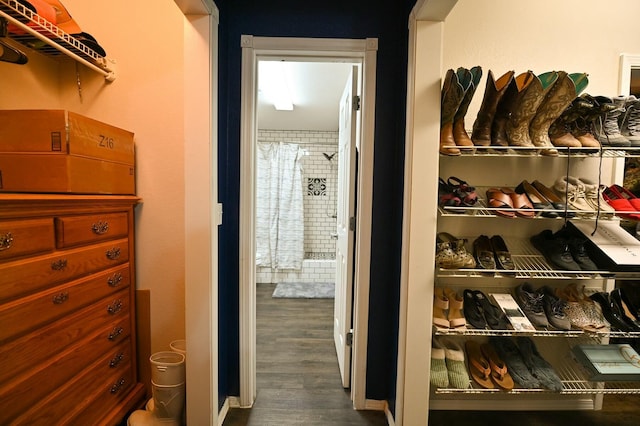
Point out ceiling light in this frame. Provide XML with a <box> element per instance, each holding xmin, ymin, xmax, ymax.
<box><xmin>259</xmin><ymin>61</ymin><xmax>294</xmax><ymax>111</ymax></box>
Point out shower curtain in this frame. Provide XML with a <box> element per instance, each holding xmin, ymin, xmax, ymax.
<box><xmin>256</xmin><ymin>142</ymin><xmax>305</xmax><ymax>269</ymax></box>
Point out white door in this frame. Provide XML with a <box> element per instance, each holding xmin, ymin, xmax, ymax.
<box><xmin>334</xmin><ymin>66</ymin><xmax>359</xmax><ymax>388</ymax></box>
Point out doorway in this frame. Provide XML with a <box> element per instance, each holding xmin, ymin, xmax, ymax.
<box><xmin>239</xmin><ymin>35</ymin><xmax>378</xmax><ymax>409</ymax></box>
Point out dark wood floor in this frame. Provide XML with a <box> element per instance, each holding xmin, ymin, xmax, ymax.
<box><xmin>222</xmin><ymin>283</ymin><xmax>388</xmax><ymax>426</ymax></box>
<box><xmin>222</xmin><ymin>283</ymin><xmax>640</xmax><ymax>426</ymax></box>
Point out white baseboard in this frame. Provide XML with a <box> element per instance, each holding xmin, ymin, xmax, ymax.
<box><xmin>218</xmin><ymin>398</ymin><xmax>230</xmax><ymax>426</ymax></box>
<box><xmin>364</xmin><ymin>399</ymin><xmax>395</xmax><ymax>426</ymax></box>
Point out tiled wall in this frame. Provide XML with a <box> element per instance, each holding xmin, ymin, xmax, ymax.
<box><xmin>256</xmin><ymin>129</ymin><xmax>338</xmax><ymax>283</ymax></box>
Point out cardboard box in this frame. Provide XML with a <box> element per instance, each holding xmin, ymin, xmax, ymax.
<box><xmin>0</xmin><ymin>110</ymin><xmax>135</xmax><ymax>166</ymax></box>
<box><xmin>0</xmin><ymin>154</ymin><xmax>135</xmax><ymax>195</ymax></box>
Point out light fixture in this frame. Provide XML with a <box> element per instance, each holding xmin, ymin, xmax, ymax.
<box><xmin>259</xmin><ymin>61</ymin><xmax>294</xmax><ymax>111</ymax></box>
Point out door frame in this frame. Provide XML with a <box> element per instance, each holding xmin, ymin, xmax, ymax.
<box><xmin>239</xmin><ymin>35</ymin><xmax>378</xmax><ymax>409</ymax></box>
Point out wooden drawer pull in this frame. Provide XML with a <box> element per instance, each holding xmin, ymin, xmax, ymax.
<box><xmin>92</xmin><ymin>221</ymin><xmax>110</xmax><ymax>235</ymax></box>
<box><xmin>109</xmin><ymin>352</ymin><xmax>125</xmax><ymax>368</ymax></box>
<box><xmin>110</xmin><ymin>378</ymin><xmax>126</xmax><ymax>394</ymax></box>
<box><xmin>106</xmin><ymin>247</ymin><xmax>121</xmax><ymax>260</ymax></box>
<box><xmin>0</xmin><ymin>232</ymin><xmax>13</xmax><ymax>251</ymax></box>
<box><xmin>108</xmin><ymin>326</ymin><xmax>124</xmax><ymax>341</ymax></box>
<box><xmin>107</xmin><ymin>272</ymin><xmax>123</xmax><ymax>287</ymax></box>
<box><xmin>107</xmin><ymin>299</ymin><xmax>123</xmax><ymax>315</ymax></box>
<box><xmin>52</xmin><ymin>292</ymin><xmax>69</xmax><ymax>304</ymax></box>
<box><xmin>51</xmin><ymin>259</ymin><xmax>68</xmax><ymax>270</ymax></box>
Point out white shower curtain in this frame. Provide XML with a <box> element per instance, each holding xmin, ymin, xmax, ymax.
<box><xmin>256</xmin><ymin>142</ymin><xmax>305</xmax><ymax>269</ymax></box>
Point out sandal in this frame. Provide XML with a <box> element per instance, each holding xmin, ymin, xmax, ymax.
<box><xmin>485</xmin><ymin>187</ymin><xmax>516</xmax><ymax>218</ymax></box>
<box><xmin>447</xmin><ymin>176</ymin><xmax>478</xmax><ymax>206</ymax></box>
<box><xmin>481</xmin><ymin>342</ymin><xmax>515</xmax><ymax>390</ymax></box>
<box><xmin>444</xmin><ymin>288</ymin><xmax>466</xmax><ymax>328</ymax></box>
<box><xmin>499</xmin><ymin>187</ymin><xmax>535</xmax><ymax>218</ymax></box>
<box><xmin>473</xmin><ymin>290</ymin><xmax>509</xmax><ymax>330</ymax></box>
<box><xmin>438</xmin><ymin>178</ymin><xmax>461</xmax><ymax>208</ymax></box>
<box><xmin>433</xmin><ymin>287</ymin><xmax>450</xmax><ymax>329</ymax></box>
<box><xmin>465</xmin><ymin>340</ymin><xmax>494</xmax><ymax>389</ymax></box>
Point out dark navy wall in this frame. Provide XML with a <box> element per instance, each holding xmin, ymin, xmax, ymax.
<box><xmin>217</xmin><ymin>0</ymin><xmax>416</xmax><ymax>409</ymax></box>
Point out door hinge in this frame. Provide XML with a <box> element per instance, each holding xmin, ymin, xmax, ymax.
<box><xmin>346</xmin><ymin>330</ymin><xmax>354</xmax><ymax>346</ymax></box>
<box><xmin>349</xmin><ymin>216</ymin><xmax>356</xmax><ymax>231</ymax></box>
<box><xmin>353</xmin><ymin>95</ymin><xmax>361</xmax><ymax>111</ymax></box>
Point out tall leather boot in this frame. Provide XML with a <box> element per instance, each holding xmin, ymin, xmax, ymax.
<box><xmin>529</xmin><ymin>71</ymin><xmax>589</xmax><ymax>156</ymax></box>
<box><xmin>440</xmin><ymin>68</ymin><xmax>469</xmax><ymax>155</ymax></box>
<box><xmin>452</xmin><ymin>66</ymin><xmax>482</xmax><ymax>150</ymax></box>
<box><xmin>506</xmin><ymin>71</ymin><xmax>558</xmax><ymax>152</ymax></box>
<box><xmin>471</xmin><ymin>70</ymin><xmax>514</xmax><ymax>147</ymax></box>
<box><xmin>491</xmin><ymin>70</ymin><xmax>535</xmax><ymax>151</ymax></box>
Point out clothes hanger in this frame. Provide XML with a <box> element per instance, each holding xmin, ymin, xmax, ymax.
<box><xmin>0</xmin><ymin>18</ymin><xmax>29</xmax><ymax>65</ymax></box>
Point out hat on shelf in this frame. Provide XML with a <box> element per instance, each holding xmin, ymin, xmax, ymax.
<box><xmin>43</xmin><ymin>0</ymin><xmax>81</xmax><ymax>34</ymax></box>
<box><xmin>7</xmin><ymin>0</ymin><xmax>57</xmax><ymax>35</ymax></box>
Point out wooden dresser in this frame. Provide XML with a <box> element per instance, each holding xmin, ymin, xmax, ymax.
<box><xmin>0</xmin><ymin>194</ymin><xmax>145</xmax><ymax>425</ymax></box>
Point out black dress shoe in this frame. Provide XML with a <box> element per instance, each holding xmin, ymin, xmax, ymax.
<box><xmin>610</xmin><ymin>288</ymin><xmax>640</xmax><ymax>332</ymax></box>
<box><xmin>490</xmin><ymin>235</ymin><xmax>515</xmax><ymax>271</ymax></box>
<box><xmin>590</xmin><ymin>292</ymin><xmax>634</xmax><ymax>332</ymax></box>
<box><xmin>473</xmin><ymin>235</ymin><xmax>496</xmax><ymax>270</ymax></box>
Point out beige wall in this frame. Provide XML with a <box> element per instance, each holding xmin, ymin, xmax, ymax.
<box><xmin>0</xmin><ymin>0</ymin><xmax>187</xmax><ymax>354</ymax></box>
<box><xmin>443</xmin><ymin>0</ymin><xmax>640</xmax><ymax>122</ymax></box>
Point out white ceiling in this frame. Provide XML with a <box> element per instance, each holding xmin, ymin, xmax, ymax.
<box><xmin>257</xmin><ymin>61</ymin><xmax>354</xmax><ymax>131</ymax></box>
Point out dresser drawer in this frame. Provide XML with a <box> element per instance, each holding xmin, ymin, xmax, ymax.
<box><xmin>11</xmin><ymin>341</ymin><xmax>134</xmax><ymax>426</ymax></box>
<box><xmin>55</xmin><ymin>212</ymin><xmax>129</xmax><ymax>248</ymax></box>
<box><xmin>0</xmin><ymin>264</ymin><xmax>130</xmax><ymax>343</ymax></box>
<box><xmin>0</xmin><ymin>238</ymin><xmax>129</xmax><ymax>302</ymax></box>
<box><xmin>0</xmin><ymin>218</ymin><xmax>55</xmax><ymax>261</ymax></box>
<box><xmin>1</xmin><ymin>336</ymin><xmax>133</xmax><ymax>425</ymax></box>
<box><xmin>0</xmin><ymin>291</ymin><xmax>131</xmax><ymax>384</ymax></box>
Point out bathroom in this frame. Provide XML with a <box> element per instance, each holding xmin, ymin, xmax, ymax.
<box><xmin>254</xmin><ymin>60</ymin><xmax>354</xmax><ymax>291</ymax></box>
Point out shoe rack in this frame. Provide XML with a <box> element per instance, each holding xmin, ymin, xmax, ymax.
<box><xmin>398</xmin><ymin>1</ymin><xmax>640</xmax><ymax>422</ymax></box>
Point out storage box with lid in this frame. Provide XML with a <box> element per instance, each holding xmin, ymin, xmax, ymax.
<box><xmin>0</xmin><ymin>110</ymin><xmax>135</xmax><ymax>194</ymax></box>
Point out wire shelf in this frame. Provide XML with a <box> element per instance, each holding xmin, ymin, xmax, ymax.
<box><xmin>0</xmin><ymin>0</ymin><xmax>115</xmax><ymax>80</ymax></box>
<box><xmin>436</xmin><ymin>236</ymin><xmax>639</xmax><ymax>280</ymax></box>
<box><xmin>439</xmin><ymin>145</ymin><xmax>640</xmax><ymax>158</ymax></box>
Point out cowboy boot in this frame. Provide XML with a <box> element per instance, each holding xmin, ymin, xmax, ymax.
<box><xmin>506</xmin><ymin>71</ymin><xmax>558</xmax><ymax>152</ymax></box>
<box><xmin>471</xmin><ymin>70</ymin><xmax>515</xmax><ymax>147</ymax></box>
<box><xmin>452</xmin><ymin>66</ymin><xmax>482</xmax><ymax>149</ymax></box>
<box><xmin>529</xmin><ymin>72</ymin><xmax>589</xmax><ymax>156</ymax></box>
<box><xmin>440</xmin><ymin>68</ymin><xmax>467</xmax><ymax>155</ymax></box>
<box><xmin>548</xmin><ymin>97</ymin><xmax>590</xmax><ymax>149</ymax></box>
<box><xmin>491</xmin><ymin>70</ymin><xmax>535</xmax><ymax>151</ymax></box>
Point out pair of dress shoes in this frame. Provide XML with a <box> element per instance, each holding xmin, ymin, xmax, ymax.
<box><xmin>473</xmin><ymin>235</ymin><xmax>514</xmax><ymax>271</ymax></box>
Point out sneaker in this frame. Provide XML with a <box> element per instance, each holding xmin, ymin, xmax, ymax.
<box><xmin>593</xmin><ymin>96</ymin><xmax>631</xmax><ymax>147</ymax></box>
<box><xmin>619</xmin><ymin>95</ymin><xmax>640</xmax><ymax>147</ymax></box>
<box><xmin>514</xmin><ymin>283</ymin><xmax>549</xmax><ymax>328</ymax></box>
<box><xmin>539</xmin><ymin>286</ymin><xmax>571</xmax><ymax>330</ymax></box>
<box><xmin>530</xmin><ymin>229</ymin><xmax>581</xmax><ymax>271</ymax></box>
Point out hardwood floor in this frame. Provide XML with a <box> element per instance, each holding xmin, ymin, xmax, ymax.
<box><xmin>222</xmin><ymin>283</ymin><xmax>388</xmax><ymax>426</ymax></box>
<box><xmin>222</xmin><ymin>283</ymin><xmax>640</xmax><ymax>426</ymax></box>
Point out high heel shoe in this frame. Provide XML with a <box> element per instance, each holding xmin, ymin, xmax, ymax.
<box><xmin>444</xmin><ymin>288</ymin><xmax>466</xmax><ymax>329</ymax></box>
<box><xmin>590</xmin><ymin>291</ymin><xmax>635</xmax><ymax>332</ymax></box>
<box><xmin>610</xmin><ymin>288</ymin><xmax>640</xmax><ymax>331</ymax></box>
<box><xmin>433</xmin><ymin>287</ymin><xmax>450</xmax><ymax>329</ymax></box>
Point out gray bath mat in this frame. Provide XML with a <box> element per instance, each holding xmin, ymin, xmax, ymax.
<box><xmin>272</xmin><ymin>282</ymin><xmax>335</xmax><ymax>298</ymax></box>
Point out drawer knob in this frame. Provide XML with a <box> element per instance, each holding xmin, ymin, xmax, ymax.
<box><xmin>52</xmin><ymin>292</ymin><xmax>69</xmax><ymax>304</ymax></box>
<box><xmin>92</xmin><ymin>221</ymin><xmax>110</xmax><ymax>235</ymax></box>
<box><xmin>106</xmin><ymin>247</ymin><xmax>121</xmax><ymax>260</ymax></box>
<box><xmin>109</xmin><ymin>352</ymin><xmax>125</xmax><ymax>368</ymax></box>
<box><xmin>0</xmin><ymin>232</ymin><xmax>13</xmax><ymax>251</ymax></box>
<box><xmin>51</xmin><ymin>259</ymin><xmax>68</xmax><ymax>271</ymax></box>
<box><xmin>110</xmin><ymin>378</ymin><xmax>126</xmax><ymax>394</ymax></box>
<box><xmin>108</xmin><ymin>326</ymin><xmax>124</xmax><ymax>341</ymax></box>
<box><xmin>107</xmin><ymin>299</ymin><xmax>123</xmax><ymax>315</ymax></box>
<box><xmin>108</xmin><ymin>272</ymin><xmax>123</xmax><ymax>287</ymax></box>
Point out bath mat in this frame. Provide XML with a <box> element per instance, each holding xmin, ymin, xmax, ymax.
<box><xmin>272</xmin><ymin>282</ymin><xmax>335</xmax><ymax>299</ymax></box>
